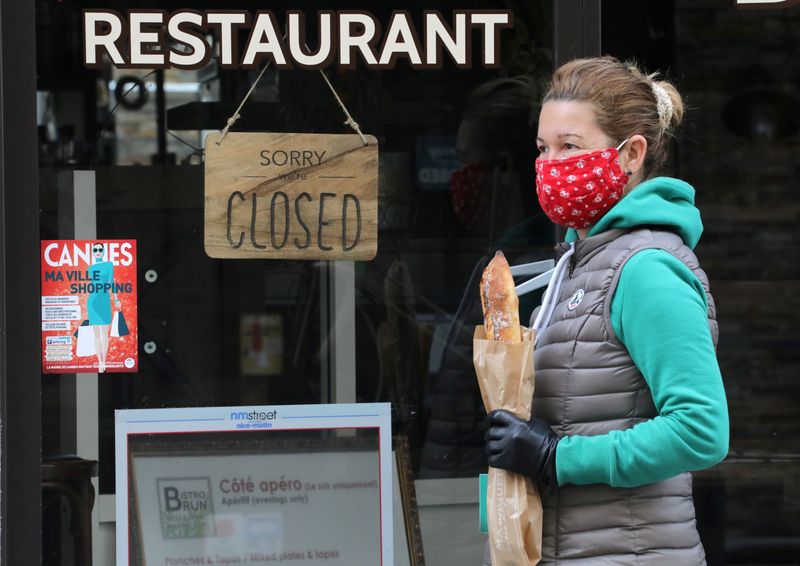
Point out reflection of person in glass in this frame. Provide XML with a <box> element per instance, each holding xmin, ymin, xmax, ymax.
<box><xmin>484</xmin><ymin>56</ymin><xmax>729</xmax><ymax>564</ymax></box>
<box><xmin>449</xmin><ymin>77</ymin><xmax>546</xmax><ymax>245</ymax></box>
<box><xmin>88</xmin><ymin>242</ymin><xmax>120</xmax><ymax>372</ymax></box>
<box><xmin>419</xmin><ymin>77</ymin><xmax>547</xmax><ymax>479</ymax></box>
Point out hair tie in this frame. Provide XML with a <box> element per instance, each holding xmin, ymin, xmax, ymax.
<box><xmin>651</xmin><ymin>82</ymin><xmax>674</xmax><ymax>132</ymax></box>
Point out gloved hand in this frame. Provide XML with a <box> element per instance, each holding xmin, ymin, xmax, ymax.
<box><xmin>484</xmin><ymin>409</ymin><xmax>560</xmax><ymax>491</ymax></box>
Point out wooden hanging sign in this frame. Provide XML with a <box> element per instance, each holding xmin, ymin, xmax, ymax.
<box><xmin>205</xmin><ymin>132</ymin><xmax>379</xmax><ymax>261</ymax></box>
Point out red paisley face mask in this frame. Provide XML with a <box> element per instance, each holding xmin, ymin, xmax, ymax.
<box><xmin>535</xmin><ymin>139</ymin><xmax>629</xmax><ymax>229</ymax></box>
<box><xmin>450</xmin><ymin>161</ymin><xmax>490</xmax><ymax>230</ymax></box>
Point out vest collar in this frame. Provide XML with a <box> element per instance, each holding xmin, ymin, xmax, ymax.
<box><xmin>555</xmin><ymin>228</ymin><xmax>630</xmax><ymax>266</ymax></box>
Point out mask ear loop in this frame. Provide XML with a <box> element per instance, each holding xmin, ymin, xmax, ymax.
<box><xmin>616</xmin><ymin>138</ymin><xmax>633</xmax><ymax>176</ymax></box>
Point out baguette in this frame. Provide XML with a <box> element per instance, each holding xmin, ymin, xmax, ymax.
<box><xmin>480</xmin><ymin>251</ymin><xmax>522</xmax><ymax>343</ymax></box>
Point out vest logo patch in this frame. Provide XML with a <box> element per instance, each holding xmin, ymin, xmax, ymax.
<box><xmin>567</xmin><ymin>289</ymin><xmax>585</xmax><ymax>311</ymax></box>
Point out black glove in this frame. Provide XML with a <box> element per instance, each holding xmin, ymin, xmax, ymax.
<box><xmin>484</xmin><ymin>409</ymin><xmax>560</xmax><ymax>491</ymax></box>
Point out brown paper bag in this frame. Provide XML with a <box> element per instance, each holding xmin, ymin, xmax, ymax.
<box><xmin>474</xmin><ymin>325</ymin><xmax>543</xmax><ymax>566</ymax></box>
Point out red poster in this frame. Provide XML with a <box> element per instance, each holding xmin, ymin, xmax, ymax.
<box><xmin>41</xmin><ymin>240</ymin><xmax>138</xmax><ymax>374</ymax></box>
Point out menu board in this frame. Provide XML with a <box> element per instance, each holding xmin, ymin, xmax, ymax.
<box><xmin>116</xmin><ymin>403</ymin><xmax>392</xmax><ymax>566</ymax></box>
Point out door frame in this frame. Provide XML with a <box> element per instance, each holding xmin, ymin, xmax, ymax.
<box><xmin>0</xmin><ymin>0</ymin><xmax>43</xmax><ymax>563</ymax></box>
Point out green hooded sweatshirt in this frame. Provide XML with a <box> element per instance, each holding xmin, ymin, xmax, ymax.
<box><xmin>554</xmin><ymin>176</ymin><xmax>729</xmax><ymax>488</ymax></box>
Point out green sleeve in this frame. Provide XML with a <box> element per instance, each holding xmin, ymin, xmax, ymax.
<box><xmin>555</xmin><ymin>249</ymin><xmax>729</xmax><ymax>488</ymax></box>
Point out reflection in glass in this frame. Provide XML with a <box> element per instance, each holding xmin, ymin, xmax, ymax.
<box><xmin>127</xmin><ymin>429</ymin><xmax>380</xmax><ymax>566</ymax></box>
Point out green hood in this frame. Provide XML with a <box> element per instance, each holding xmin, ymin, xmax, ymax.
<box><xmin>565</xmin><ymin>176</ymin><xmax>703</xmax><ymax>249</ymax></box>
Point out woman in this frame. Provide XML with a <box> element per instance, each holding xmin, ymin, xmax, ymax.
<box><xmin>484</xmin><ymin>56</ymin><xmax>729</xmax><ymax>564</ymax></box>
<box><xmin>88</xmin><ymin>242</ymin><xmax>120</xmax><ymax>372</ymax></box>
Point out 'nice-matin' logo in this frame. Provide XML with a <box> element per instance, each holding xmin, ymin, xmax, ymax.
<box><xmin>157</xmin><ymin>477</ymin><xmax>215</xmax><ymax>539</ymax></box>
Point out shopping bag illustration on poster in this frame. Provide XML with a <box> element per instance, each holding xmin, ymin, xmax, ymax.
<box><xmin>111</xmin><ymin>309</ymin><xmax>129</xmax><ymax>338</ymax></box>
<box><xmin>74</xmin><ymin>321</ymin><xmax>96</xmax><ymax>357</ymax></box>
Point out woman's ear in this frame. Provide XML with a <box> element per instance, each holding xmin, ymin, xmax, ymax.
<box><xmin>621</xmin><ymin>134</ymin><xmax>648</xmax><ymax>176</ymax></box>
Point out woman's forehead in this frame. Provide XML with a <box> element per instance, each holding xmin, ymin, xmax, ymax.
<box><xmin>537</xmin><ymin>100</ymin><xmax>602</xmax><ymax>139</ymax></box>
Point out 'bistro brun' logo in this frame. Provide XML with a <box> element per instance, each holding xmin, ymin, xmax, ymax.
<box><xmin>157</xmin><ymin>477</ymin><xmax>215</xmax><ymax>539</ymax></box>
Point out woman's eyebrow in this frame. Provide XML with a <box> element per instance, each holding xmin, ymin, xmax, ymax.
<box><xmin>536</xmin><ymin>133</ymin><xmax>585</xmax><ymax>142</ymax></box>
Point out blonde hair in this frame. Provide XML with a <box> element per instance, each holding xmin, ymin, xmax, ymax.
<box><xmin>543</xmin><ymin>55</ymin><xmax>685</xmax><ymax>179</ymax></box>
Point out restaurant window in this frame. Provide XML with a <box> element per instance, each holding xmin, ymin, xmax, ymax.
<box><xmin>35</xmin><ymin>1</ymin><xmax>800</xmax><ymax>564</ymax></box>
<box><xmin>37</xmin><ymin>1</ymin><xmax>555</xmax><ymax>564</ymax></box>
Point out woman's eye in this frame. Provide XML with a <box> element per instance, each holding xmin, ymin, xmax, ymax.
<box><xmin>564</xmin><ymin>143</ymin><xmax>578</xmax><ymax>150</ymax></box>
<box><xmin>537</xmin><ymin>146</ymin><xmax>547</xmax><ymax>154</ymax></box>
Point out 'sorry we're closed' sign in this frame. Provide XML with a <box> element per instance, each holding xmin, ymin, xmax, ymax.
<box><xmin>204</xmin><ymin>133</ymin><xmax>378</xmax><ymax>261</ymax></box>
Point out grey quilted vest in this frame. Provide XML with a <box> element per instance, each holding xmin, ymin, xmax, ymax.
<box><xmin>532</xmin><ymin>227</ymin><xmax>718</xmax><ymax>565</ymax></box>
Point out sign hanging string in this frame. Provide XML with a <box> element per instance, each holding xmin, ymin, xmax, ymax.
<box><xmin>217</xmin><ymin>40</ymin><xmax>368</xmax><ymax>146</ymax></box>
<box><xmin>216</xmin><ymin>58</ymin><xmax>275</xmax><ymax>146</ymax></box>
<box><xmin>316</xmin><ymin>67</ymin><xmax>368</xmax><ymax>146</ymax></box>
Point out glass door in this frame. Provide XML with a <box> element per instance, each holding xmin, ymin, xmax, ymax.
<box><xmin>34</xmin><ymin>1</ymin><xmax>558</xmax><ymax>564</ymax></box>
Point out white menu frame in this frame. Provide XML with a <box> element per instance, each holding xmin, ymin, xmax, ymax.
<box><xmin>115</xmin><ymin>402</ymin><xmax>392</xmax><ymax>565</ymax></box>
